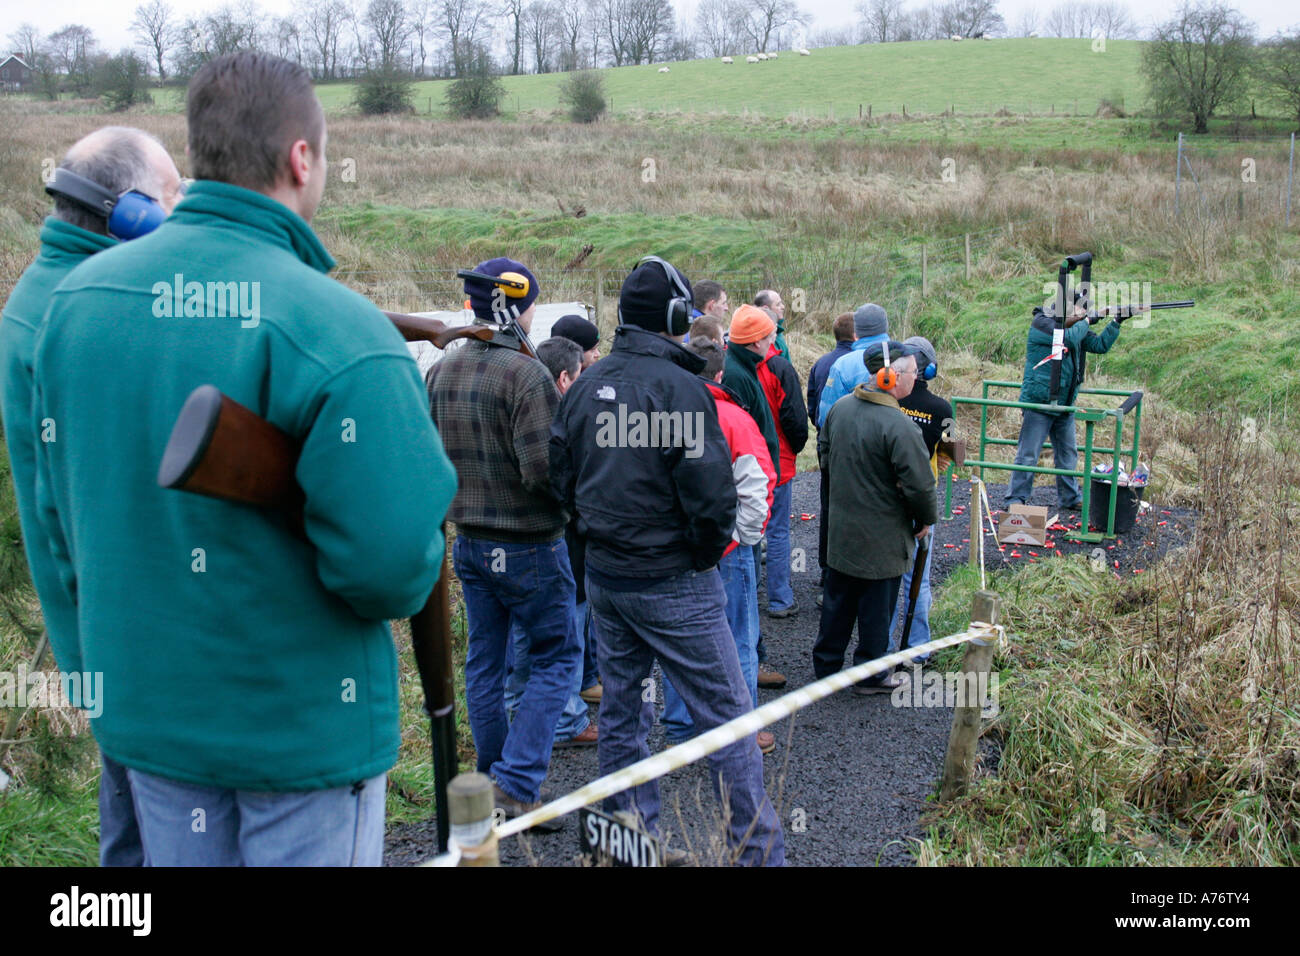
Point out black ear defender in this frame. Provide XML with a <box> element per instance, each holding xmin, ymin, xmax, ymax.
<box><xmin>44</xmin><ymin>167</ymin><xmax>167</xmax><ymax>240</ymax></box>
<box><xmin>623</xmin><ymin>255</ymin><xmax>694</xmax><ymax>336</ymax></box>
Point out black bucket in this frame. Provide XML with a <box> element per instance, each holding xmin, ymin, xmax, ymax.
<box><xmin>1089</xmin><ymin>478</ymin><xmax>1143</xmax><ymax>535</ymax></box>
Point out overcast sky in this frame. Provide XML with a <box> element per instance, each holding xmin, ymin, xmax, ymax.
<box><xmin>3</xmin><ymin>0</ymin><xmax>1295</xmax><ymax>61</ymax></box>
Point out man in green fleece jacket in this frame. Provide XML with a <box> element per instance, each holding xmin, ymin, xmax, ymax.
<box><xmin>31</xmin><ymin>52</ymin><xmax>457</xmax><ymax>866</ymax></box>
<box><xmin>814</xmin><ymin>342</ymin><xmax>935</xmax><ymax>694</ymax></box>
<box><xmin>2</xmin><ymin>126</ymin><xmax>184</xmax><ymax>866</ymax></box>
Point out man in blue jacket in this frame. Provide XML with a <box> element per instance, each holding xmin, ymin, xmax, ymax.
<box><xmin>816</xmin><ymin>303</ymin><xmax>891</xmax><ymax>427</ymax></box>
<box><xmin>2</xmin><ymin>126</ymin><xmax>184</xmax><ymax>866</ymax></box>
<box><xmin>550</xmin><ymin>258</ymin><xmax>785</xmax><ymax>865</ymax></box>
<box><xmin>32</xmin><ymin>52</ymin><xmax>457</xmax><ymax>866</ymax></box>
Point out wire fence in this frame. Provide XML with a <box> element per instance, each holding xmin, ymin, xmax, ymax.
<box><xmin>1175</xmin><ymin>131</ymin><xmax>1298</xmax><ymax>227</ymax></box>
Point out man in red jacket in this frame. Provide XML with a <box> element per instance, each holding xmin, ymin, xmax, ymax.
<box><xmin>757</xmin><ymin>339</ymin><xmax>809</xmax><ymax>625</ymax></box>
<box><xmin>661</xmin><ymin>340</ymin><xmax>778</xmax><ymax>754</ymax></box>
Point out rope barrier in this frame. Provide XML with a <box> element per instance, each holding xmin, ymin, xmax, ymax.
<box><xmin>492</xmin><ymin>621</ymin><xmax>1004</xmax><ymax>839</ymax></box>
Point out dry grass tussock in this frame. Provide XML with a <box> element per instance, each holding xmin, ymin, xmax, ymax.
<box><xmin>923</xmin><ymin>411</ymin><xmax>1299</xmax><ymax>865</ymax></box>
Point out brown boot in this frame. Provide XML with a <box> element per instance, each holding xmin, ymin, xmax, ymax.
<box><xmin>757</xmin><ymin>664</ymin><xmax>787</xmax><ymax>689</ymax></box>
<box><xmin>757</xmin><ymin>731</ymin><xmax>776</xmax><ymax>755</ymax></box>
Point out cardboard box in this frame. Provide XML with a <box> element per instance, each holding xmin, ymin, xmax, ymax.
<box><xmin>996</xmin><ymin>504</ymin><xmax>1057</xmax><ymax>546</ymax></box>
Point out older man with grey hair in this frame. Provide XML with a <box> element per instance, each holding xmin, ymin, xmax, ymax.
<box><xmin>2</xmin><ymin>126</ymin><xmax>183</xmax><ymax>866</ymax></box>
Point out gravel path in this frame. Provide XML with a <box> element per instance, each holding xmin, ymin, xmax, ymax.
<box><xmin>385</xmin><ymin>470</ymin><xmax>1195</xmax><ymax>867</ymax></box>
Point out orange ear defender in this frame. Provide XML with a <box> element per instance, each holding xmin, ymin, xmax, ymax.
<box><xmin>875</xmin><ymin>340</ymin><xmax>897</xmax><ymax>390</ymax></box>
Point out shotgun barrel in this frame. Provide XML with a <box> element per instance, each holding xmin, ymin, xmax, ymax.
<box><xmin>157</xmin><ymin>385</ymin><xmax>459</xmax><ymax>855</ymax></box>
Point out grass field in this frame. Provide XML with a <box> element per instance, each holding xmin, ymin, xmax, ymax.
<box><xmin>143</xmin><ymin>38</ymin><xmax>1150</xmax><ymax>120</ymax></box>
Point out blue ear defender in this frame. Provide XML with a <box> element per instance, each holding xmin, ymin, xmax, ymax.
<box><xmin>44</xmin><ymin>167</ymin><xmax>166</xmax><ymax>240</ymax></box>
<box><xmin>921</xmin><ymin>362</ymin><xmax>937</xmax><ymax>380</ymax></box>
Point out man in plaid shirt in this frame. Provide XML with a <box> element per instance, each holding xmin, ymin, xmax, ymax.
<box><xmin>427</xmin><ymin>258</ymin><xmax>579</xmax><ymax>829</ymax></box>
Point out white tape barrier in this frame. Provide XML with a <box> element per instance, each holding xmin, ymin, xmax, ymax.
<box><xmin>492</xmin><ymin>622</ymin><xmax>1004</xmax><ymax>840</ymax></box>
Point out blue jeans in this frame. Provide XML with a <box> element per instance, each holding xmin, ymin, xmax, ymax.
<box><xmin>661</xmin><ymin>546</ymin><xmax>759</xmax><ymax>742</ymax></box>
<box><xmin>892</xmin><ymin>541</ymin><xmax>933</xmax><ymax>661</ymax></box>
<box><xmin>580</xmin><ymin>602</ymin><xmax>599</xmax><ymax>692</ymax></box>
<box><xmin>1007</xmin><ymin>409</ymin><xmax>1081</xmax><ymax>508</ymax></box>
<box><xmin>764</xmin><ymin>480</ymin><xmax>795</xmax><ymax>611</ymax></box>
<box><xmin>126</xmin><ymin>768</ymin><xmax>386</xmax><ymax>865</ymax></box>
<box><xmin>588</xmin><ymin>569</ymin><xmax>785</xmax><ymax>866</ymax></box>
<box><xmin>504</xmin><ymin>600</ymin><xmax>590</xmax><ymax>740</ymax></box>
<box><xmin>454</xmin><ymin>534</ymin><xmax>579</xmax><ymax>803</ymax></box>
<box><xmin>99</xmin><ymin>751</ymin><xmax>145</xmax><ymax>866</ymax></box>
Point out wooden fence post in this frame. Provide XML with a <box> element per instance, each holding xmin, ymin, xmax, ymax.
<box><xmin>968</xmin><ymin>478</ymin><xmax>981</xmax><ymax>569</ymax></box>
<box><xmin>939</xmin><ymin>591</ymin><xmax>1000</xmax><ymax>802</ymax></box>
<box><xmin>449</xmin><ymin>772</ymin><xmax>499</xmax><ymax>866</ymax></box>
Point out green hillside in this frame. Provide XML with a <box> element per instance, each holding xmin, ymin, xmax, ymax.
<box><xmin>308</xmin><ymin>38</ymin><xmax>1146</xmax><ymax>119</ymax></box>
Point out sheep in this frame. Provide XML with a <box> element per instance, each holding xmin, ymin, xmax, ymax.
<box><xmin>951</xmin><ymin>34</ymin><xmax>963</xmax><ymax>41</ymax></box>
<box><xmin>721</xmin><ymin>56</ymin><xmax>733</xmax><ymax>64</ymax></box>
<box><xmin>798</xmin><ymin>48</ymin><xmax>811</xmax><ymax>56</ymax></box>
<box><xmin>768</xmin><ymin>52</ymin><xmax>778</xmax><ymax>59</ymax></box>
<box><xmin>757</xmin><ymin>52</ymin><xmax>768</xmax><ymax>60</ymax></box>
<box><xmin>746</xmin><ymin>55</ymin><xmax>759</xmax><ymax>63</ymax></box>
<box><xmin>982</xmin><ymin>34</ymin><xmax>993</xmax><ymax>40</ymax></box>
<box><xmin>658</xmin><ymin>66</ymin><xmax>670</xmax><ymax>73</ymax></box>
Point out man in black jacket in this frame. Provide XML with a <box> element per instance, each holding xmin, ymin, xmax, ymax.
<box><xmin>550</xmin><ymin>258</ymin><xmax>785</xmax><ymax>866</ymax></box>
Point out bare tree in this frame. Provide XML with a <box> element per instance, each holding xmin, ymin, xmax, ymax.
<box><xmin>523</xmin><ymin>1</ymin><xmax>557</xmax><ymax>72</ymax></box>
<box><xmin>441</xmin><ymin>0</ymin><xmax>489</xmax><ymax>75</ymax></box>
<box><xmin>47</xmin><ymin>25</ymin><xmax>97</xmax><ymax>92</ymax></box>
<box><xmin>1090</xmin><ymin>2</ymin><xmax>1136</xmax><ymax>40</ymax></box>
<box><xmin>407</xmin><ymin>0</ymin><xmax>434</xmax><ymax>74</ymax></box>
<box><xmin>555</xmin><ymin>0</ymin><xmax>585</xmax><ymax>68</ymax></box>
<box><xmin>937</xmin><ymin>0</ymin><xmax>1004</xmax><ymax>38</ymax></box>
<box><xmin>132</xmin><ymin>1</ymin><xmax>175</xmax><ymax>80</ymax></box>
<box><xmin>695</xmin><ymin>0</ymin><xmax>741</xmax><ymax>56</ymax></box>
<box><xmin>299</xmin><ymin>0</ymin><xmax>352</xmax><ymax>78</ymax></box>
<box><xmin>738</xmin><ymin>0</ymin><xmax>808</xmax><ymax>52</ymax></box>
<box><xmin>1011</xmin><ymin>7</ymin><xmax>1039</xmax><ymax>37</ymax></box>
<box><xmin>8</xmin><ymin>23</ymin><xmax>43</xmax><ymax>65</ymax></box>
<box><xmin>271</xmin><ymin>17</ymin><xmax>305</xmax><ymax>62</ymax></box>
<box><xmin>857</xmin><ymin>0</ymin><xmax>904</xmax><ymax>43</ymax></box>
<box><xmin>501</xmin><ymin>0</ymin><xmax>526</xmax><ymax>74</ymax></box>
<box><xmin>363</xmin><ymin>0</ymin><xmax>412</xmax><ymax>68</ymax></box>
<box><xmin>624</xmin><ymin>0</ymin><xmax>674</xmax><ymax>63</ymax></box>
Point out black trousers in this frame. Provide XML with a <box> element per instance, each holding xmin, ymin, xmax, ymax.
<box><xmin>817</xmin><ymin>467</ymin><xmax>829</xmax><ymax>574</ymax></box>
<box><xmin>812</xmin><ymin>568</ymin><xmax>902</xmax><ymax>684</ymax></box>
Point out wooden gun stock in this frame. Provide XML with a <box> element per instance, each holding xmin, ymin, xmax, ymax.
<box><xmin>384</xmin><ymin>309</ymin><xmax>534</xmax><ymax>358</ymax></box>
<box><xmin>157</xmin><ymin>385</ymin><xmax>458</xmax><ymax>854</ymax></box>
<box><xmin>938</xmin><ymin>438</ymin><xmax>966</xmax><ymax>467</ymax></box>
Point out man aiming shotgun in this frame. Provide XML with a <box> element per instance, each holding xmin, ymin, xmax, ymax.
<box><xmin>1005</xmin><ymin>253</ymin><xmax>1192</xmax><ymax>513</ymax></box>
<box><xmin>33</xmin><ymin>51</ymin><xmax>457</xmax><ymax>866</ymax></box>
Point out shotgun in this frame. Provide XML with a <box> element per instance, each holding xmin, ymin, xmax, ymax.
<box><xmin>384</xmin><ymin>310</ymin><xmax>536</xmax><ymax>358</ymax></box>
<box><xmin>896</xmin><ymin>532</ymin><xmax>931</xmax><ymax>670</ymax></box>
<box><xmin>153</xmin><ymin>306</ymin><xmax>506</xmax><ymax>855</ymax></box>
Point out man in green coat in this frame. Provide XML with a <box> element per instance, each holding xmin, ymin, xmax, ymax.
<box><xmin>32</xmin><ymin>52</ymin><xmax>458</xmax><ymax>866</ymax></box>
<box><xmin>814</xmin><ymin>342</ymin><xmax>935</xmax><ymax>694</ymax></box>
<box><xmin>2</xmin><ymin>126</ymin><xmax>184</xmax><ymax>866</ymax></box>
<box><xmin>1004</xmin><ymin>298</ymin><xmax>1123</xmax><ymax>511</ymax></box>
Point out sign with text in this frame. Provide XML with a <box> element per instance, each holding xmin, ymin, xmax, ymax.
<box><xmin>578</xmin><ymin>807</ymin><xmax>661</xmax><ymax>867</ymax></box>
